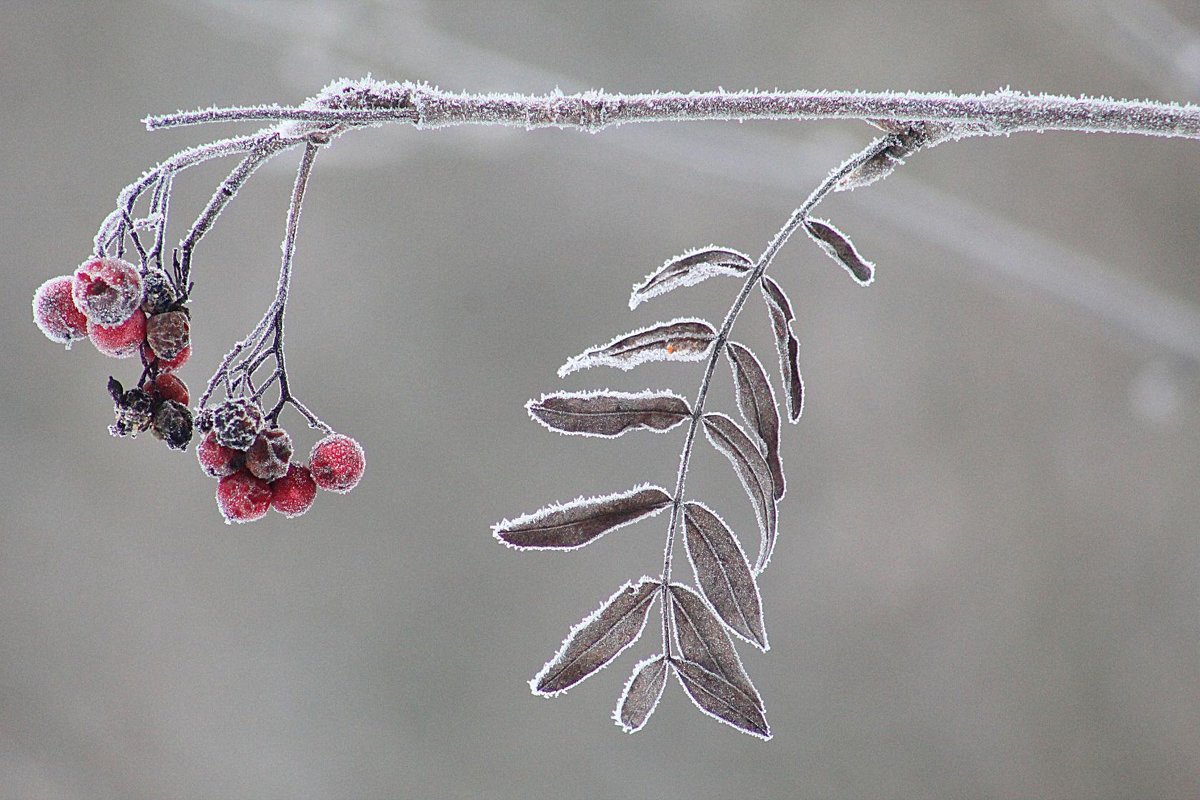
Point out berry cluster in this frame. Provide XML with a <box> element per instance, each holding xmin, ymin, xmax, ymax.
<box><xmin>34</xmin><ymin>257</ymin><xmax>195</xmax><ymax>449</ymax></box>
<box><xmin>197</xmin><ymin>411</ymin><xmax>364</xmax><ymax>523</ymax></box>
<box><xmin>34</xmin><ymin>254</ymin><xmax>366</xmax><ymax>524</ymax></box>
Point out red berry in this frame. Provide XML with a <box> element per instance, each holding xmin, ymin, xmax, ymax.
<box><xmin>88</xmin><ymin>308</ymin><xmax>146</xmax><ymax>358</ymax></box>
<box><xmin>216</xmin><ymin>469</ymin><xmax>271</xmax><ymax>524</ymax></box>
<box><xmin>143</xmin><ymin>373</ymin><xmax>189</xmax><ymax>405</ymax></box>
<box><xmin>309</xmin><ymin>433</ymin><xmax>365</xmax><ymax>493</ymax></box>
<box><xmin>141</xmin><ymin>341</ymin><xmax>191</xmax><ymax>373</ymax></box>
<box><xmin>145</xmin><ymin>310</ymin><xmax>190</xmax><ymax>360</ymax></box>
<box><xmin>246</xmin><ymin>427</ymin><xmax>293</xmax><ymax>482</ymax></box>
<box><xmin>32</xmin><ymin>275</ymin><xmax>89</xmax><ymax>345</ymax></box>
<box><xmin>197</xmin><ymin>430</ymin><xmax>244</xmax><ymax>478</ymax></box>
<box><xmin>72</xmin><ymin>257</ymin><xmax>143</xmax><ymax>326</ymax></box>
<box><xmin>270</xmin><ymin>464</ymin><xmax>317</xmax><ymax>518</ymax></box>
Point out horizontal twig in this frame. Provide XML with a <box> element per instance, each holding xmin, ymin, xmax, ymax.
<box><xmin>145</xmin><ymin>80</ymin><xmax>1200</xmax><ymax>141</ymax></box>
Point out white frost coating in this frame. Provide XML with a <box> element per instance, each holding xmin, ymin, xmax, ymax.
<box><xmin>491</xmin><ymin>483</ymin><xmax>672</xmax><ymax>551</ymax></box>
<box><xmin>557</xmin><ymin>317</ymin><xmax>716</xmax><ymax>378</ymax></box>
<box><xmin>681</xmin><ymin>501</ymin><xmax>769</xmax><ymax>652</ymax></box>
<box><xmin>529</xmin><ymin>577</ymin><xmax>660</xmax><ymax>697</ymax></box>
<box><xmin>525</xmin><ymin>388</ymin><xmax>691</xmax><ymax>439</ymax></box>
<box><xmin>612</xmin><ymin>655</ymin><xmax>669</xmax><ymax>734</ymax></box>
<box><xmin>628</xmin><ymin>245</ymin><xmax>753</xmax><ymax>310</ymax></box>
<box><xmin>672</xmin><ymin>660</ymin><xmax>771</xmax><ymax>741</ymax></box>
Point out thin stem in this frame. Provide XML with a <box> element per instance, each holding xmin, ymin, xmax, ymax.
<box><xmin>178</xmin><ymin>137</ymin><xmax>293</xmax><ymax>289</ymax></box>
<box><xmin>94</xmin><ymin>132</ymin><xmax>270</xmax><ymax>257</ymax></box>
<box><xmin>198</xmin><ymin>142</ymin><xmax>328</xmax><ymax>433</ymax></box>
<box><xmin>147</xmin><ymin>81</ymin><xmax>1200</xmax><ymax>141</ymax></box>
<box><xmin>658</xmin><ymin>135</ymin><xmax>897</xmax><ymax>656</ymax></box>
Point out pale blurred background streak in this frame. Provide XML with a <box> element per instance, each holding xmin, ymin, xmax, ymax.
<box><xmin>1</xmin><ymin>1</ymin><xmax>1198</xmax><ymax>798</ymax></box>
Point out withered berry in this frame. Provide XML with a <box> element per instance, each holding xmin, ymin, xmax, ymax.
<box><xmin>140</xmin><ymin>267</ymin><xmax>177</xmax><ymax>315</ymax></box>
<box><xmin>107</xmin><ymin>377</ymin><xmax>154</xmax><ymax>438</ymax></box>
<box><xmin>212</xmin><ymin>398</ymin><xmax>264</xmax><ymax>451</ymax></box>
<box><xmin>145</xmin><ymin>310</ymin><xmax>190</xmax><ymax>361</ymax></box>
<box><xmin>151</xmin><ymin>399</ymin><xmax>194</xmax><ymax>450</ymax></box>
<box><xmin>246</xmin><ymin>427</ymin><xmax>293</xmax><ymax>482</ymax></box>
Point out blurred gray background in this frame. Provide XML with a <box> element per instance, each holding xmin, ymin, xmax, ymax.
<box><xmin>3</xmin><ymin>1</ymin><xmax>1199</xmax><ymax>798</ymax></box>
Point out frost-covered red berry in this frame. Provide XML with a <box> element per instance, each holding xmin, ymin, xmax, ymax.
<box><xmin>88</xmin><ymin>308</ymin><xmax>146</xmax><ymax>358</ymax></box>
<box><xmin>32</xmin><ymin>275</ymin><xmax>89</xmax><ymax>346</ymax></box>
<box><xmin>142</xmin><ymin>342</ymin><xmax>191</xmax><ymax>373</ymax></box>
<box><xmin>216</xmin><ymin>469</ymin><xmax>272</xmax><ymax>524</ymax></box>
<box><xmin>197</xmin><ymin>430</ymin><xmax>244</xmax><ymax>478</ymax></box>
<box><xmin>309</xmin><ymin>433</ymin><xmax>365</xmax><ymax>493</ymax></box>
<box><xmin>72</xmin><ymin>257</ymin><xmax>143</xmax><ymax>326</ymax></box>
<box><xmin>145</xmin><ymin>310</ymin><xmax>190</xmax><ymax>361</ymax></box>
<box><xmin>270</xmin><ymin>464</ymin><xmax>317</xmax><ymax>518</ymax></box>
<box><xmin>144</xmin><ymin>373</ymin><xmax>189</xmax><ymax>405</ymax></box>
<box><xmin>246</xmin><ymin>427</ymin><xmax>293</xmax><ymax>482</ymax></box>
<box><xmin>212</xmin><ymin>398</ymin><xmax>264</xmax><ymax>451</ymax></box>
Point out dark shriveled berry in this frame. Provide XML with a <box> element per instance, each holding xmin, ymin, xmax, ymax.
<box><xmin>212</xmin><ymin>398</ymin><xmax>264</xmax><ymax>451</ymax></box>
<box><xmin>107</xmin><ymin>377</ymin><xmax>155</xmax><ymax>438</ymax></box>
<box><xmin>145</xmin><ymin>310</ymin><xmax>190</xmax><ymax>361</ymax></box>
<box><xmin>151</xmin><ymin>400</ymin><xmax>194</xmax><ymax>450</ymax></box>
<box><xmin>140</xmin><ymin>267</ymin><xmax>178</xmax><ymax>315</ymax></box>
<box><xmin>246</xmin><ymin>427</ymin><xmax>293</xmax><ymax>482</ymax></box>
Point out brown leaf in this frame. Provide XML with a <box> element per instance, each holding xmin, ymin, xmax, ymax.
<box><xmin>804</xmin><ymin>217</ymin><xmax>875</xmax><ymax>285</ymax></box>
<box><xmin>493</xmin><ymin>485</ymin><xmax>672</xmax><ymax>550</ymax></box>
<box><xmin>669</xmin><ymin>583</ymin><xmax>761</xmax><ymax>704</ymax></box>
<box><xmin>701</xmin><ymin>413</ymin><xmax>778</xmax><ymax>572</ymax></box>
<box><xmin>614</xmin><ymin>655</ymin><xmax>668</xmax><ymax>733</ymax></box>
<box><xmin>629</xmin><ymin>246</ymin><xmax>753</xmax><ymax>309</ymax></box>
<box><xmin>558</xmin><ymin>318</ymin><xmax>717</xmax><ymax>377</ymax></box>
<box><xmin>532</xmin><ymin>578</ymin><xmax>660</xmax><ymax>695</ymax></box>
<box><xmin>759</xmin><ymin>277</ymin><xmax>804</xmax><ymax>423</ymax></box>
<box><xmin>725</xmin><ymin>342</ymin><xmax>784</xmax><ymax>499</ymax></box>
<box><xmin>682</xmin><ymin>502</ymin><xmax>767</xmax><ymax>650</ymax></box>
<box><xmin>671</xmin><ymin>658</ymin><xmax>770</xmax><ymax>740</ymax></box>
<box><xmin>527</xmin><ymin>390</ymin><xmax>691</xmax><ymax>438</ymax></box>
